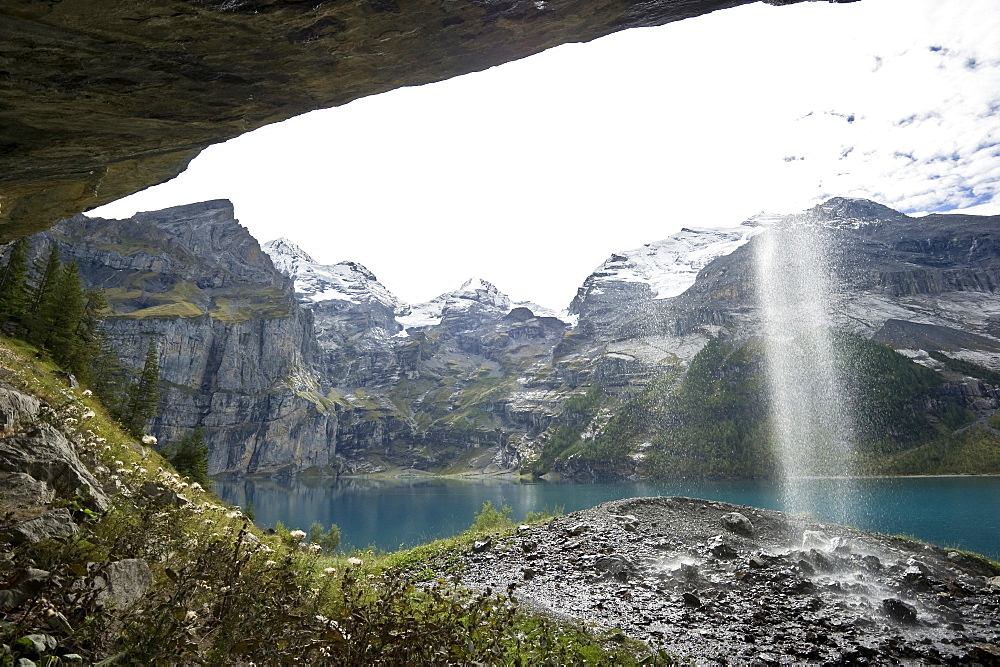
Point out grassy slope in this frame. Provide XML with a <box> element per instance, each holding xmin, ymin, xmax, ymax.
<box><xmin>0</xmin><ymin>335</ymin><xmax>669</xmax><ymax>665</ymax></box>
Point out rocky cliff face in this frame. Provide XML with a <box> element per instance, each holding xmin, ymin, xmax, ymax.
<box><xmin>0</xmin><ymin>0</ymin><xmax>836</xmax><ymax>239</ymax></box>
<box><xmin>41</xmin><ymin>201</ymin><xmax>339</xmax><ymax>476</ymax></box>
<box><xmin>23</xmin><ymin>196</ymin><xmax>1000</xmax><ymax>479</ymax></box>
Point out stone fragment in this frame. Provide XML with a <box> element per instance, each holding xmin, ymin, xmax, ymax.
<box><xmin>709</xmin><ymin>537</ymin><xmax>738</xmax><ymax>559</ymax></box>
<box><xmin>720</xmin><ymin>512</ymin><xmax>754</xmax><ymax>536</ymax></box>
<box><xmin>566</xmin><ymin>522</ymin><xmax>590</xmax><ymax>536</ymax></box>
<box><xmin>521</xmin><ymin>540</ymin><xmax>538</xmax><ymax>553</ymax></box>
<box><xmin>882</xmin><ymin>598</ymin><xmax>918</xmax><ymax>624</ymax></box>
<box><xmin>4</xmin><ymin>509</ymin><xmax>78</xmax><ymax>545</ymax></box>
<box><xmin>802</xmin><ymin>531</ymin><xmax>832</xmax><ymax>550</ymax></box>
<box><xmin>472</xmin><ymin>539</ymin><xmax>491</xmax><ymax>553</ymax></box>
<box><xmin>523</xmin><ymin>567</ymin><xmax>536</xmax><ymax>580</ymax></box>
<box><xmin>682</xmin><ymin>591</ymin><xmax>701</xmax><ymax>607</ymax></box>
<box><xmin>595</xmin><ymin>555</ymin><xmax>636</xmax><ymax>582</ymax></box>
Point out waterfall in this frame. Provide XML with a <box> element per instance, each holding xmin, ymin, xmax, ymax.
<box><xmin>755</xmin><ymin>216</ymin><xmax>856</xmax><ymax>524</ymax></box>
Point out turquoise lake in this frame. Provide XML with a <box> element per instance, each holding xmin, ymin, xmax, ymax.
<box><xmin>215</xmin><ymin>476</ymin><xmax>1000</xmax><ymax>560</ymax></box>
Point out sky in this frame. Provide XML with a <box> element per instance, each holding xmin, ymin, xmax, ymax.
<box><xmin>89</xmin><ymin>0</ymin><xmax>1000</xmax><ymax>311</ymax></box>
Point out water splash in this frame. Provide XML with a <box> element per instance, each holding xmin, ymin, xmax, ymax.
<box><xmin>755</xmin><ymin>216</ymin><xmax>856</xmax><ymax>524</ymax></box>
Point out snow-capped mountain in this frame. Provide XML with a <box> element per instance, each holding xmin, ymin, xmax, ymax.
<box><xmin>262</xmin><ymin>238</ymin><xmax>400</xmax><ymax>311</ymax></box>
<box><xmin>397</xmin><ymin>277</ymin><xmax>512</xmax><ymax>330</ymax></box>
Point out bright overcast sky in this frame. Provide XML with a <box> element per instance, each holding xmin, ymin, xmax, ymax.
<box><xmin>90</xmin><ymin>0</ymin><xmax>1000</xmax><ymax>311</ymax></box>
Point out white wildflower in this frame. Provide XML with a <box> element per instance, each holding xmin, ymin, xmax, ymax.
<box><xmin>141</xmin><ymin>434</ymin><xmax>157</xmax><ymax>446</ymax></box>
<box><xmin>191</xmin><ymin>483</ymin><xmax>203</xmax><ymax>492</ymax></box>
<box><xmin>81</xmin><ymin>410</ymin><xmax>96</xmax><ymax>420</ymax></box>
<box><xmin>289</xmin><ymin>529</ymin><xmax>307</xmax><ymax>541</ymax></box>
<box><xmin>225</xmin><ymin>511</ymin><xmax>240</xmax><ymax>519</ymax></box>
<box><xmin>323</xmin><ymin>567</ymin><xmax>336</xmax><ymax>575</ymax></box>
<box><xmin>64</xmin><ymin>417</ymin><xmax>77</xmax><ymax>425</ymax></box>
<box><xmin>81</xmin><ymin>389</ymin><xmax>93</xmax><ymax>397</ymax></box>
<box><xmin>347</xmin><ymin>557</ymin><xmax>363</xmax><ymax>567</ymax></box>
<box><xmin>95</xmin><ymin>437</ymin><xmax>106</xmax><ymax>444</ymax></box>
<box><xmin>264</xmin><ymin>560</ymin><xmax>277</xmax><ymax>567</ymax></box>
<box><xmin>308</xmin><ymin>543</ymin><xmax>322</xmax><ymax>553</ymax></box>
<box><xmin>185</xmin><ymin>610</ymin><xmax>198</xmax><ymax>622</ymax></box>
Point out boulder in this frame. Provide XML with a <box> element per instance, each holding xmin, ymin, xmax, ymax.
<box><xmin>0</xmin><ymin>473</ymin><xmax>55</xmax><ymax>508</ymax></box>
<box><xmin>720</xmin><ymin>512</ymin><xmax>754</xmax><ymax>536</ymax></box>
<box><xmin>3</xmin><ymin>509</ymin><xmax>78</xmax><ymax>545</ymax></box>
<box><xmin>89</xmin><ymin>559</ymin><xmax>153</xmax><ymax>610</ymax></box>
<box><xmin>0</xmin><ymin>424</ymin><xmax>110</xmax><ymax>511</ymax></box>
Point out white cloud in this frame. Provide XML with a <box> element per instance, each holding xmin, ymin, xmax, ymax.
<box><xmin>90</xmin><ymin>0</ymin><xmax>1000</xmax><ymax>309</ymax></box>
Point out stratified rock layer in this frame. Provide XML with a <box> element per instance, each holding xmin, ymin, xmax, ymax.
<box><xmin>0</xmin><ymin>0</ymin><xmax>835</xmax><ymax>239</ymax></box>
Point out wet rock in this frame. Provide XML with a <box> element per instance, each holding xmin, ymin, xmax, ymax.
<box><xmin>748</xmin><ymin>555</ymin><xmax>767</xmax><ymax>569</ymax></box>
<box><xmin>522</xmin><ymin>567</ymin><xmax>536</xmax><ymax>581</ymax></box>
<box><xmin>611</xmin><ymin>514</ymin><xmax>639</xmax><ymax>532</ymax></box>
<box><xmin>882</xmin><ymin>598</ymin><xmax>918</xmax><ymax>624</ymax></box>
<box><xmin>720</xmin><ymin>512</ymin><xmax>754</xmax><ymax>536</ymax></box>
<box><xmin>682</xmin><ymin>591</ymin><xmax>701</xmax><ymax>607</ymax></box>
<box><xmin>566</xmin><ymin>522</ymin><xmax>590</xmax><ymax>537</ymax></box>
<box><xmin>521</xmin><ymin>539</ymin><xmax>538</xmax><ymax>553</ymax></box>
<box><xmin>3</xmin><ymin>508</ymin><xmax>78</xmax><ymax>545</ymax></box>
<box><xmin>708</xmin><ymin>536</ymin><xmax>738</xmax><ymax>559</ymax></box>
<box><xmin>802</xmin><ymin>530</ymin><xmax>832</xmax><ymax>550</ymax></box>
<box><xmin>472</xmin><ymin>539</ymin><xmax>492</xmax><ymax>553</ymax></box>
<box><xmin>594</xmin><ymin>555</ymin><xmax>636</xmax><ymax>582</ymax></box>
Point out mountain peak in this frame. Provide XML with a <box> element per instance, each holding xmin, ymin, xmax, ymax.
<box><xmin>811</xmin><ymin>197</ymin><xmax>906</xmax><ymax>223</ymax></box>
<box><xmin>262</xmin><ymin>240</ymin><xmax>399</xmax><ymax>310</ymax></box>
<box><xmin>264</xmin><ymin>238</ymin><xmax>315</xmax><ymax>264</ymax></box>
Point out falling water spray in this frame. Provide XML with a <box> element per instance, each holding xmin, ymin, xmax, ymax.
<box><xmin>755</xmin><ymin>215</ymin><xmax>856</xmax><ymax>525</ymax></box>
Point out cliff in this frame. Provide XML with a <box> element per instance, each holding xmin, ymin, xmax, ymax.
<box><xmin>41</xmin><ymin>201</ymin><xmax>339</xmax><ymax>476</ymax></box>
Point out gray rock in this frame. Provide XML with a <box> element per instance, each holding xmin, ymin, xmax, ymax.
<box><xmin>472</xmin><ymin>539</ymin><xmax>491</xmax><ymax>553</ymax></box>
<box><xmin>0</xmin><ymin>423</ymin><xmax>109</xmax><ymax>511</ymax></box>
<box><xmin>0</xmin><ymin>569</ymin><xmax>50</xmax><ymax>610</ymax></box>
<box><xmin>0</xmin><ymin>473</ymin><xmax>54</xmax><ymax>507</ymax></box>
<box><xmin>682</xmin><ymin>591</ymin><xmax>702</xmax><ymax>607</ymax></box>
<box><xmin>4</xmin><ymin>508</ymin><xmax>78</xmax><ymax>545</ymax></box>
<box><xmin>595</xmin><ymin>555</ymin><xmax>636</xmax><ymax>581</ymax></box>
<box><xmin>15</xmin><ymin>633</ymin><xmax>56</xmax><ymax>658</ymax></box>
<box><xmin>566</xmin><ymin>522</ymin><xmax>590</xmax><ymax>536</ymax></box>
<box><xmin>0</xmin><ymin>387</ymin><xmax>41</xmax><ymax>430</ymax></box>
<box><xmin>720</xmin><ymin>512</ymin><xmax>754</xmax><ymax>536</ymax></box>
<box><xmin>90</xmin><ymin>559</ymin><xmax>152</xmax><ymax>610</ymax></box>
<box><xmin>140</xmin><ymin>480</ymin><xmax>191</xmax><ymax>508</ymax></box>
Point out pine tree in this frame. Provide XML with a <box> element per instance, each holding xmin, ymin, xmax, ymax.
<box><xmin>169</xmin><ymin>426</ymin><xmax>211</xmax><ymax>488</ymax></box>
<box><xmin>25</xmin><ymin>244</ymin><xmax>61</xmax><ymax>344</ymax></box>
<box><xmin>124</xmin><ymin>338</ymin><xmax>161</xmax><ymax>437</ymax></box>
<box><xmin>0</xmin><ymin>237</ymin><xmax>31</xmax><ymax>324</ymax></box>
<box><xmin>73</xmin><ymin>288</ymin><xmax>109</xmax><ymax>385</ymax></box>
<box><xmin>43</xmin><ymin>262</ymin><xmax>87</xmax><ymax>374</ymax></box>
<box><xmin>91</xmin><ymin>334</ymin><xmax>130</xmax><ymax>422</ymax></box>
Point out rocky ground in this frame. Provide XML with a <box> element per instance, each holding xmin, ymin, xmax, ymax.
<box><xmin>445</xmin><ymin>497</ymin><xmax>1000</xmax><ymax>664</ymax></box>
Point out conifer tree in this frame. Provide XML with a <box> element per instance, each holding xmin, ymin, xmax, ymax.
<box><xmin>91</xmin><ymin>334</ymin><xmax>130</xmax><ymax>422</ymax></box>
<box><xmin>0</xmin><ymin>238</ymin><xmax>31</xmax><ymax>324</ymax></box>
<box><xmin>169</xmin><ymin>426</ymin><xmax>211</xmax><ymax>488</ymax></box>
<box><xmin>25</xmin><ymin>244</ymin><xmax>61</xmax><ymax>344</ymax></box>
<box><xmin>43</xmin><ymin>262</ymin><xmax>87</xmax><ymax>374</ymax></box>
<box><xmin>124</xmin><ymin>338</ymin><xmax>161</xmax><ymax>437</ymax></box>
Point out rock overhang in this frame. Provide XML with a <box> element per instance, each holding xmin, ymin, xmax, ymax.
<box><xmin>1</xmin><ymin>0</ymin><xmax>856</xmax><ymax>241</ymax></box>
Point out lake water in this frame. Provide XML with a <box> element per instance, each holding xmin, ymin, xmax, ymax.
<box><xmin>215</xmin><ymin>476</ymin><xmax>1000</xmax><ymax>560</ymax></box>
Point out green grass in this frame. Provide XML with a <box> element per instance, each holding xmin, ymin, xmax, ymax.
<box><xmin>120</xmin><ymin>301</ymin><xmax>206</xmax><ymax>319</ymax></box>
<box><xmin>0</xmin><ymin>336</ymin><xmax>666</xmax><ymax>665</ymax></box>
